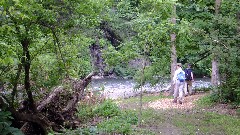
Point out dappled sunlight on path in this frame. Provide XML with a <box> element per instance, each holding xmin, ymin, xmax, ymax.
<box><xmin>147</xmin><ymin>93</ymin><xmax>206</xmax><ymax>110</ymax></box>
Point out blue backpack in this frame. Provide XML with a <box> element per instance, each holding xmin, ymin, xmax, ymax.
<box><xmin>177</xmin><ymin>71</ymin><xmax>185</xmax><ymax>82</ymax></box>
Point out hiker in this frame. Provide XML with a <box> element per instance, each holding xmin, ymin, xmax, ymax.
<box><xmin>173</xmin><ymin>63</ymin><xmax>185</xmax><ymax>104</ymax></box>
<box><xmin>184</xmin><ymin>63</ymin><xmax>194</xmax><ymax>96</ymax></box>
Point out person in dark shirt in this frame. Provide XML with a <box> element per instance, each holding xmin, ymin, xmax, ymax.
<box><xmin>184</xmin><ymin>64</ymin><xmax>194</xmax><ymax>96</ymax></box>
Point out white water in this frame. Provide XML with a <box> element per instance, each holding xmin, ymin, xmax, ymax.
<box><xmin>90</xmin><ymin>78</ymin><xmax>211</xmax><ymax>99</ymax></box>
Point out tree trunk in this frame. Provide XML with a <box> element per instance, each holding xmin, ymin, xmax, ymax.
<box><xmin>170</xmin><ymin>4</ymin><xmax>177</xmax><ymax>95</ymax></box>
<box><xmin>211</xmin><ymin>0</ymin><xmax>221</xmax><ymax>87</ymax></box>
<box><xmin>211</xmin><ymin>57</ymin><xmax>219</xmax><ymax>86</ymax></box>
<box><xmin>89</xmin><ymin>37</ymin><xmax>105</xmax><ymax>76</ymax></box>
<box><xmin>21</xmin><ymin>38</ymin><xmax>37</xmax><ymax>112</ymax></box>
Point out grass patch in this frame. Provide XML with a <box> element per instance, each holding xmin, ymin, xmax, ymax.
<box><xmin>195</xmin><ymin>94</ymin><xmax>215</xmax><ymax>108</ymax></box>
<box><xmin>141</xmin><ymin>109</ymin><xmax>165</xmax><ymax>125</ymax></box>
<box><xmin>119</xmin><ymin>93</ymin><xmax>171</xmax><ymax>104</ymax></box>
<box><xmin>172</xmin><ymin>110</ymin><xmax>240</xmax><ymax>134</ymax></box>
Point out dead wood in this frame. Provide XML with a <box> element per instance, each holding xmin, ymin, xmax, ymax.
<box><xmin>37</xmin><ymin>86</ymin><xmax>64</xmax><ymax>111</ymax></box>
<box><xmin>1</xmin><ymin>72</ymin><xmax>97</xmax><ymax>134</ymax></box>
<box><xmin>62</xmin><ymin>72</ymin><xmax>96</xmax><ymax>114</ymax></box>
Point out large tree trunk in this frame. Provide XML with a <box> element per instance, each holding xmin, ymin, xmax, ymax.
<box><xmin>170</xmin><ymin>4</ymin><xmax>177</xmax><ymax>95</ymax></box>
<box><xmin>211</xmin><ymin>0</ymin><xmax>221</xmax><ymax>88</ymax></box>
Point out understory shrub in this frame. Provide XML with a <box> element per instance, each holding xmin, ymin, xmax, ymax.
<box><xmin>97</xmin><ymin>110</ymin><xmax>138</xmax><ymax>134</ymax></box>
<box><xmin>76</xmin><ymin>103</ymin><xmax>95</xmax><ymax>123</ymax></box>
<box><xmin>57</xmin><ymin>126</ymin><xmax>98</xmax><ymax>135</ymax></box>
<box><xmin>93</xmin><ymin>100</ymin><xmax>120</xmax><ymax>117</ymax></box>
<box><xmin>74</xmin><ymin>100</ymin><xmax>138</xmax><ymax>135</ymax></box>
<box><xmin>214</xmin><ymin>75</ymin><xmax>240</xmax><ymax>105</ymax></box>
<box><xmin>196</xmin><ymin>94</ymin><xmax>216</xmax><ymax>107</ymax></box>
<box><xmin>0</xmin><ymin>110</ymin><xmax>23</xmax><ymax>135</ymax></box>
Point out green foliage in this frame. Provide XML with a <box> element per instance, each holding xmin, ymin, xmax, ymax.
<box><xmin>93</xmin><ymin>100</ymin><xmax>120</xmax><ymax>117</ymax></box>
<box><xmin>218</xmin><ymin>75</ymin><xmax>240</xmax><ymax>104</ymax></box>
<box><xmin>76</xmin><ymin>100</ymin><xmax>121</xmax><ymax>123</ymax></box>
<box><xmin>0</xmin><ymin>0</ymin><xmax>240</xmax><ymax>134</ymax></box>
<box><xmin>74</xmin><ymin>100</ymin><xmax>137</xmax><ymax>135</ymax></box>
<box><xmin>114</xmin><ymin>65</ymin><xmax>137</xmax><ymax>78</ymax></box>
<box><xmin>64</xmin><ymin>109</ymin><xmax>138</xmax><ymax>135</ymax></box>
<box><xmin>196</xmin><ymin>94</ymin><xmax>216</xmax><ymax>108</ymax></box>
<box><xmin>57</xmin><ymin>126</ymin><xmax>98</xmax><ymax>135</ymax></box>
<box><xmin>76</xmin><ymin>103</ymin><xmax>95</xmax><ymax>123</ymax></box>
<box><xmin>0</xmin><ymin>111</ymin><xmax>23</xmax><ymax>135</ymax></box>
<box><xmin>237</xmin><ymin>108</ymin><xmax>240</xmax><ymax>117</ymax></box>
<box><xmin>97</xmin><ymin>110</ymin><xmax>138</xmax><ymax>134</ymax></box>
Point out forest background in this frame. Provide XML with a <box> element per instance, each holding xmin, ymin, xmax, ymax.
<box><xmin>0</xmin><ymin>0</ymin><xmax>239</xmax><ymax>134</ymax></box>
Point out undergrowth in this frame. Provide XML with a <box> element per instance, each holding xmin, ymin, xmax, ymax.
<box><xmin>0</xmin><ymin>110</ymin><xmax>24</xmax><ymax>135</ymax></box>
<box><xmin>62</xmin><ymin>99</ymin><xmax>138</xmax><ymax>135</ymax></box>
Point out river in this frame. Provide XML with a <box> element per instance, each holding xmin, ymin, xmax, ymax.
<box><xmin>90</xmin><ymin>78</ymin><xmax>211</xmax><ymax>99</ymax></box>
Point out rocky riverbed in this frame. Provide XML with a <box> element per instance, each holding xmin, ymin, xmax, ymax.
<box><xmin>90</xmin><ymin>78</ymin><xmax>211</xmax><ymax>99</ymax></box>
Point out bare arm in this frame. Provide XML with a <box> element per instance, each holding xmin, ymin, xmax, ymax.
<box><xmin>191</xmin><ymin>72</ymin><xmax>194</xmax><ymax>81</ymax></box>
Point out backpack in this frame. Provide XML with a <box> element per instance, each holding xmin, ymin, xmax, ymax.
<box><xmin>185</xmin><ymin>69</ymin><xmax>192</xmax><ymax>81</ymax></box>
<box><xmin>177</xmin><ymin>71</ymin><xmax>185</xmax><ymax>82</ymax></box>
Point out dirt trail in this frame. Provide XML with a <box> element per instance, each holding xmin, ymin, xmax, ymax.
<box><xmin>147</xmin><ymin>93</ymin><xmax>206</xmax><ymax>110</ymax></box>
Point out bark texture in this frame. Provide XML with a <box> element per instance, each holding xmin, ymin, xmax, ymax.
<box><xmin>211</xmin><ymin>0</ymin><xmax>221</xmax><ymax>87</ymax></box>
<box><xmin>170</xmin><ymin>4</ymin><xmax>177</xmax><ymax>95</ymax></box>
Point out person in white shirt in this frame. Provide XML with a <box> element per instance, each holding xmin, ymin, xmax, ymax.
<box><xmin>172</xmin><ymin>63</ymin><xmax>185</xmax><ymax>104</ymax></box>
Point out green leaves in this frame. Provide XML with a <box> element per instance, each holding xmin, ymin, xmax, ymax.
<box><xmin>0</xmin><ymin>111</ymin><xmax>24</xmax><ymax>135</ymax></box>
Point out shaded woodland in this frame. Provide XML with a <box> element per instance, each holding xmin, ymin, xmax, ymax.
<box><xmin>0</xmin><ymin>0</ymin><xmax>239</xmax><ymax>134</ymax></box>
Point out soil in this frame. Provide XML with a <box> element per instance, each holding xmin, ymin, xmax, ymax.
<box><xmin>147</xmin><ymin>92</ymin><xmax>206</xmax><ymax>110</ymax></box>
<box><xmin>142</xmin><ymin>92</ymin><xmax>237</xmax><ymax>116</ymax></box>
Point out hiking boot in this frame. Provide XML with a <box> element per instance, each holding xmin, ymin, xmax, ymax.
<box><xmin>173</xmin><ymin>98</ymin><xmax>177</xmax><ymax>103</ymax></box>
<box><xmin>179</xmin><ymin>101</ymin><xmax>182</xmax><ymax>104</ymax></box>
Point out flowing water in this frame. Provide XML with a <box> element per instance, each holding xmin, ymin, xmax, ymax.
<box><xmin>90</xmin><ymin>78</ymin><xmax>211</xmax><ymax>99</ymax></box>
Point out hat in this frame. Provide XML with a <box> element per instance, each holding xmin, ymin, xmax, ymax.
<box><xmin>177</xmin><ymin>63</ymin><xmax>182</xmax><ymax>67</ymax></box>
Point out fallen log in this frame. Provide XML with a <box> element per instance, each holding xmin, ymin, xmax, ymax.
<box><xmin>1</xmin><ymin>72</ymin><xmax>97</xmax><ymax>134</ymax></box>
<box><xmin>63</xmin><ymin>72</ymin><xmax>96</xmax><ymax>114</ymax></box>
<box><xmin>37</xmin><ymin>86</ymin><xmax>64</xmax><ymax>111</ymax></box>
